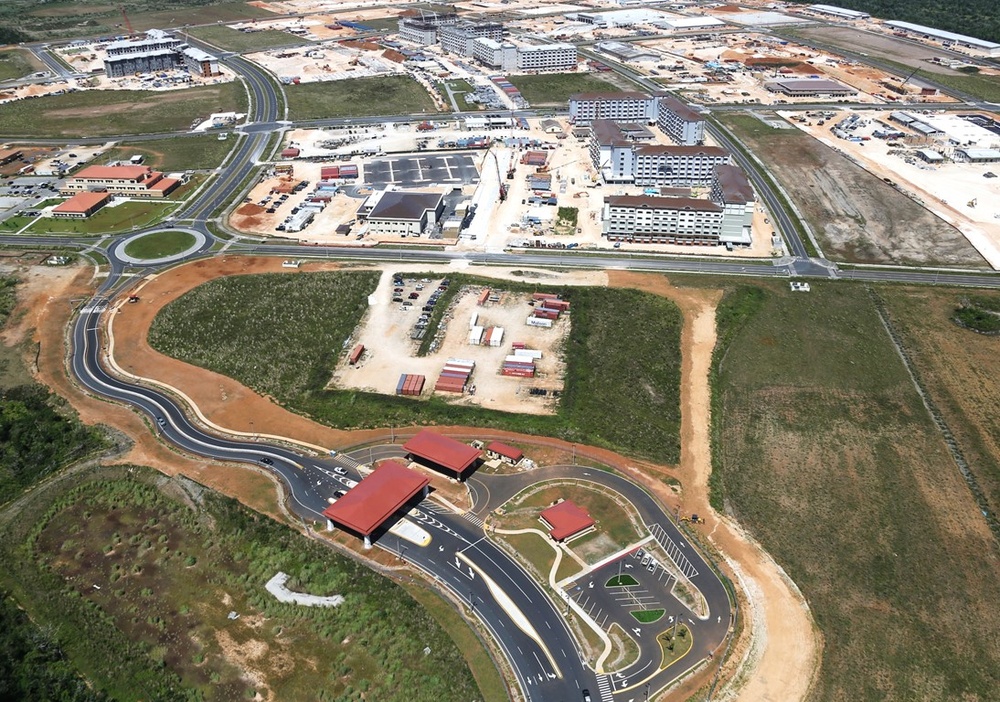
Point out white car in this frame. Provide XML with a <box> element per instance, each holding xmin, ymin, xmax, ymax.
<box><xmin>333</xmin><ymin>466</ymin><xmax>347</xmax><ymax>476</ymax></box>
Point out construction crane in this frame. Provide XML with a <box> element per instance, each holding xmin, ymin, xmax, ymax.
<box><xmin>485</xmin><ymin>143</ymin><xmax>506</xmax><ymax>202</ymax></box>
<box><xmin>900</xmin><ymin>67</ymin><xmax>919</xmax><ymax>88</ymax></box>
<box><xmin>119</xmin><ymin>6</ymin><xmax>135</xmax><ymax>36</ymax></box>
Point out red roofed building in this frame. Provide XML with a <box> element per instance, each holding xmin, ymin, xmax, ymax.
<box><xmin>485</xmin><ymin>441</ymin><xmax>523</xmax><ymax>465</ymax></box>
<box><xmin>61</xmin><ymin>164</ymin><xmax>179</xmax><ymax>198</ymax></box>
<box><xmin>403</xmin><ymin>429</ymin><xmax>481</xmax><ymax>480</ymax></box>
<box><xmin>540</xmin><ymin>500</ymin><xmax>596</xmax><ymax>542</ymax></box>
<box><xmin>52</xmin><ymin>191</ymin><xmax>112</xmax><ymax>219</ymax></box>
<box><xmin>322</xmin><ymin>460</ymin><xmax>429</xmax><ymax>547</ymax></box>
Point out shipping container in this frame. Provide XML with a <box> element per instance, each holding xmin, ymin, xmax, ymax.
<box><xmin>469</xmin><ymin>311</ymin><xmax>479</xmax><ymax>329</ymax></box>
<box><xmin>411</xmin><ymin>375</ymin><xmax>425</xmax><ymax>395</ymax></box>
<box><xmin>502</xmin><ymin>368</ymin><xmax>535</xmax><ymax>377</ymax></box>
<box><xmin>542</xmin><ymin>299</ymin><xmax>570</xmax><ymax>311</ymax></box>
<box><xmin>396</xmin><ymin>374</ymin><xmax>407</xmax><ymax>395</ymax></box>
<box><xmin>477</xmin><ymin>289</ymin><xmax>490</xmax><ymax>305</ymax></box>
<box><xmin>468</xmin><ymin>326</ymin><xmax>484</xmax><ymax>345</ymax></box>
<box><xmin>348</xmin><ymin>344</ymin><xmax>365</xmax><ymax>365</ymax></box>
<box><xmin>526</xmin><ymin>316</ymin><xmax>554</xmax><ymax>328</ymax></box>
<box><xmin>534</xmin><ymin>309</ymin><xmax>559</xmax><ymax>320</ymax></box>
<box><xmin>512</xmin><ymin>341</ymin><xmax>527</xmax><ymax>350</ymax></box>
<box><xmin>447</xmin><ymin>358</ymin><xmax>477</xmax><ymax>368</ymax></box>
<box><xmin>321</xmin><ymin>166</ymin><xmax>340</xmax><ymax>179</ymax></box>
<box><xmin>532</xmin><ymin>293</ymin><xmax>560</xmax><ymax>301</ymax></box>
<box><xmin>514</xmin><ymin>349</ymin><xmax>543</xmax><ymax>359</ymax></box>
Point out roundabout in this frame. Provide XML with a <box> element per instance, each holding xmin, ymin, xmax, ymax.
<box><xmin>113</xmin><ymin>228</ymin><xmax>207</xmax><ymax>266</ymax></box>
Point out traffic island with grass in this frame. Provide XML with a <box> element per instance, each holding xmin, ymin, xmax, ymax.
<box><xmin>630</xmin><ymin>608</ymin><xmax>666</xmax><ymax>624</ymax></box>
<box><xmin>606</xmin><ymin>574</ymin><xmax>639</xmax><ymax>587</ymax></box>
<box><xmin>122</xmin><ymin>230</ymin><xmax>197</xmax><ymax>260</ymax></box>
<box><xmin>658</xmin><ymin>625</ymin><xmax>692</xmax><ymax>669</ymax></box>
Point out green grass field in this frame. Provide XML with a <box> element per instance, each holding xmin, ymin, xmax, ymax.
<box><xmin>122</xmin><ymin>230</ymin><xmax>195</xmax><ymax>259</ymax></box>
<box><xmin>711</xmin><ymin>280</ymin><xmax>1000</xmax><ymax>701</ymax></box>
<box><xmin>606</xmin><ymin>574</ymin><xmax>639</xmax><ymax>587</ymax></box>
<box><xmin>286</xmin><ymin>76</ymin><xmax>438</xmax><ymax>120</ymax></box>
<box><xmin>149</xmin><ymin>272</ymin><xmax>683</xmax><ymax>462</ymax></box>
<box><xmin>0</xmin><ymin>467</ymin><xmax>482</xmax><ymax>701</ymax></box>
<box><xmin>0</xmin><ymin>83</ymin><xmax>247</xmax><ymax>138</ymax></box>
<box><xmin>505</xmin><ymin>73</ymin><xmax>620</xmax><ymax>105</ymax></box>
<box><xmin>102</xmin><ymin>134</ymin><xmax>237</xmax><ymax>171</ymax></box>
<box><xmin>27</xmin><ymin>201</ymin><xmax>177</xmax><ymax>236</ymax></box>
<box><xmin>11</xmin><ymin>1</ymin><xmax>271</xmax><ymax>39</ymax></box>
<box><xmin>630</xmin><ymin>609</ymin><xmax>664</xmax><ymax>624</ymax></box>
<box><xmin>187</xmin><ymin>24</ymin><xmax>310</xmax><ymax>53</ymax></box>
<box><xmin>0</xmin><ymin>48</ymin><xmax>37</xmax><ymax>81</ymax></box>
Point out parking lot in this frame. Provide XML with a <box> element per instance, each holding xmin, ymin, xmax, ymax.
<box><xmin>568</xmin><ymin>549</ymin><xmax>679</xmax><ymax>633</ymax></box>
<box><xmin>365</xmin><ymin>153</ymin><xmax>480</xmax><ymax>187</ymax></box>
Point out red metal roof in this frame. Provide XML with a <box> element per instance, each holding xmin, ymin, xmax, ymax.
<box><xmin>403</xmin><ymin>430</ymin><xmax>481</xmax><ymax>475</ymax></box>
<box><xmin>74</xmin><ymin>165</ymin><xmax>151</xmax><ymax>181</ymax></box>
<box><xmin>486</xmin><ymin>441</ymin><xmax>523</xmax><ymax>462</ymax></box>
<box><xmin>321</xmin><ymin>460</ymin><xmax>429</xmax><ymax>536</ymax></box>
<box><xmin>53</xmin><ymin>191</ymin><xmax>110</xmax><ymax>214</ymax></box>
<box><xmin>540</xmin><ymin>500</ymin><xmax>595</xmax><ymax>541</ymax></box>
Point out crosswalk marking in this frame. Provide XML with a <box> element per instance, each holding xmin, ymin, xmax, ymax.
<box><xmin>597</xmin><ymin>674</ymin><xmax>614</xmax><ymax>701</ymax></box>
<box><xmin>463</xmin><ymin>512</ymin><xmax>485</xmax><ymax>528</ymax></box>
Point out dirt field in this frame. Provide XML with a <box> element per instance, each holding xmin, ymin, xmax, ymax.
<box><xmin>720</xmin><ymin>113</ymin><xmax>986</xmax><ymax>267</ymax></box>
<box><xmin>794</xmin><ymin>26</ymin><xmax>981</xmax><ymax>76</ymax></box>
<box><xmin>334</xmin><ymin>272</ymin><xmax>570</xmax><ymax>414</ymax></box>
<box><xmin>785</xmin><ymin>110</ymin><xmax>1000</xmax><ymax>269</ymax></box>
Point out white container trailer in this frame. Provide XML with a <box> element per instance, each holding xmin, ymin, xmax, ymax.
<box><xmin>514</xmin><ymin>349</ymin><xmax>543</xmax><ymax>359</ymax></box>
<box><xmin>489</xmin><ymin>326</ymin><xmax>504</xmax><ymax>347</ymax></box>
<box><xmin>447</xmin><ymin>357</ymin><xmax>477</xmax><ymax>368</ymax></box>
<box><xmin>469</xmin><ymin>311</ymin><xmax>479</xmax><ymax>330</ymax></box>
<box><xmin>468</xmin><ymin>326</ymin><xmax>484</xmax><ymax>345</ymax></box>
<box><xmin>526</xmin><ymin>316</ymin><xmax>553</xmax><ymax>328</ymax></box>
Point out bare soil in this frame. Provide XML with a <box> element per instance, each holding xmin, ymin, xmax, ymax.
<box><xmin>723</xmin><ymin>115</ymin><xmax>984</xmax><ymax>266</ymax></box>
<box><xmin>336</xmin><ymin>272</ymin><xmax>570</xmax><ymax>415</ymax></box>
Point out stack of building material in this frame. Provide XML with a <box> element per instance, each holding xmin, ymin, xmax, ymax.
<box><xmin>502</xmin><ymin>354</ymin><xmax>536</xmax><ymax>378</ymax></box>
<box><xmin>435</xmin><ymin>358</ymin><xmax>475</xmax><ymax>394</ymax></box>
<box><xmin>528</xmin><ymin>173</ymin><xmax>551</xmax><ymax>191</ymax></box>
<box><xmin>522</xmin><ymin>151</ymin><xmax>548</xmax><ymax>166</ymax></box>
<box><xmin>395</xmin><ymin>374</ymin><xmax>426</xmax><ymax>396</ymax></box>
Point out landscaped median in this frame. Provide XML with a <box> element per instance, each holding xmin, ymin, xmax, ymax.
<box><xmin>122</xmin><ymin>230</ymin><xmax>197</xmax><ymax>261</ymax></box>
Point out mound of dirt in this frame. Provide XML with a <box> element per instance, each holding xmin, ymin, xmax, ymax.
<box><xmin>237</xmin><ymin>203</ymin><xmax>266</xmax><ymax>215</ymax></box>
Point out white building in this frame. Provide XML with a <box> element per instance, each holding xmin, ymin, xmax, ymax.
<box><xmin>807</xmin><ymin>4</ymin><xmax>870</xmax><ymax>20</ymax></box>
<box><xmin>633</xmin><ymin>144</ymin><xmax>730</xmax><ymax>186</ymax></box>
<box><xmin>603</xmin><ymin>195</ymin><xmax>724</xmax><ymax>245</ymax></box>
<box><xmin>656</xmin><ymin>94</ymin><xmax>705</xmax><ymax>146</ymax></box>
<box><xmin>885</xmin><ymin>20</ymin><xmax>1000</xmax><ymax>57</ymax></box>
<box><xmin>710</xmin><ymin>164</ymin><xmax>755</xmax><ymax>246</ymax></box>
<box><xmin>516</xmin><ymin>43</ymin><xmax>577</xmax><ymax>71</ymax></box>
<box><xmin>439</xmin><ymin>22</ymin><xmax>504</xmax><ymax>56</ymax></box>
<box><xmin>472</xmin><ymin>37</ymin><xmax>517</xmax><ymax>71</ymax></box>
<box><xmin>361</xmin><ymin>190</ymin><xmax>444</xmax><ymax>236</ymax></box>
<box><xmin>569</xmin><ymin>91</ymin><xmax>657</xmax><ymax>125</ymax></box>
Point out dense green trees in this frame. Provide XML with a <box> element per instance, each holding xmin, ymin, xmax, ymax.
<box><xmin>790</xmin><ymin>0</ymin><xmax>1000</xmax><ymax>44</ymax></box>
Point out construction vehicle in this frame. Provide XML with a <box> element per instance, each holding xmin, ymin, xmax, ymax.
<box><xmin>681</xmin><ymin>514</ymin><xmax>706</xmax><ymax>524</ymax></box>
<box><xmin>127</xmin><ymin>295</ymin><xmax>140</xmax><ymax>304</ymax></box>
<box><xmin>969</xmin><ymin>198</ymin><xmax>978</xmax><ymax>208</ymax></box>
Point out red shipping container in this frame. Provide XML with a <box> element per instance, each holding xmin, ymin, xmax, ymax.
<box><xmin>512</xmin><ymin>342</ymin><xmax>526</xmax><ymax>350</ymax></box>
<box><xmin>348</xmin><ymin>344</ymin><xmax>364</xmax><ymax>365</ymax></box>
<box><xmin>321</xmin><ymin>166</ymin><xmax>340</xmax><ymax>179</ymax></box>
<box><xmin>477</xmin><ymin>289</ymin><xmax>490</xmax><ymax>305</ymax></box>
<box><xmin>532</xmin><ymin>293</ymin><xmax>559</xmax><ymax>301</ymax></box>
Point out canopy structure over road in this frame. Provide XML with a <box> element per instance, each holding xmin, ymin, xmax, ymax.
<box><xmin>403</xmin><ymin>429</ymin><xmax>481</xmax><ymax>479</ymax></box>
<box><xmin>322</xmin><ymin>460</ymin><xmax>429</xmax><ymax>541</ymax></box>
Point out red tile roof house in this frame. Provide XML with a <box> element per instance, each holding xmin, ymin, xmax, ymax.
<box><xmin>51</xmin><ymin>191</ymin><xmax>112</xmax><ymax>218</ymax></box>
<box><xmin>485</xmin><ymin>440</ymin><xmax>524</xmax><ymax>465</ymax></box>
<box><xmin>322</xmin><ymin>460</ymin><xmax>429</xmax><ymax>548</ymax></box>
<box><xmin>540</xmin><ymin>500</ymin><xmax>596</xmax><ymax>542</ymax></box>
<box><xmin>61</xmin><ymin>164</ymin><xmax>179</xmax><ymax>198</ymax></box>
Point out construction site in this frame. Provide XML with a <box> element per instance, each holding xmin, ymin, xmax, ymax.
<box><xmin>330</xmin><ymin>272</ymin><xmax>570</xmax><ymax>415</ymax></box>
<box><xmin>246</xmin><ymin>42</ymin><xmax>406</xmax><ymax>84</ymax></box>
<box><xmin>782</xmin><ymin>108</ymin><xmax>1000</xmax><ymax>268</ymax></box>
